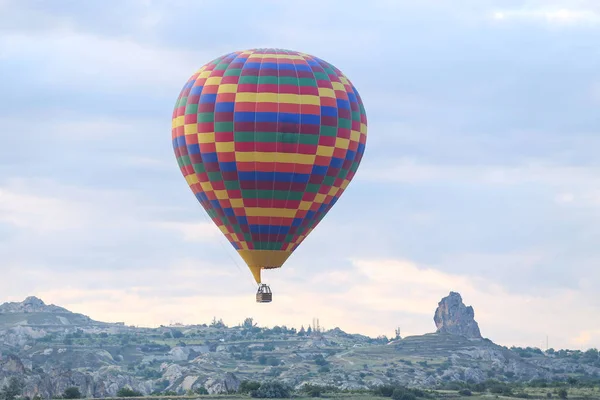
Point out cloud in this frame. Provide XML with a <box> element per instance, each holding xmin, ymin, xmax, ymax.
<box><xmin>6</xmin><ymin>256</ymin><xmax>596</xmax><ymax>349</ymax></box>
<box><xmin>491</xmin><ymin>8</ymin><xmax>600</xmax><ymax>25</ymax></box>
<box><xmin>360</xmin><ymin>159</ymin><xmax>600</xmax><ymax>188</ymax></box>
<box><xmin>0</xmin><ymin>177</ymin><xmax>229</xmax><ymax>277</ymax></box>
<box><xmin>154</xmin><ymin>221</ymin><xmax>221</xmax><ymax>243</ymax></box>
<box><xmin>0</xmin><ymin>31</ymin><xmax>201</xmax><ymax>95</ymax></box>
<box><xmin>0</xmin><ymin>185</ymin><xmax>86</xmax><ymax>233</ymax></box>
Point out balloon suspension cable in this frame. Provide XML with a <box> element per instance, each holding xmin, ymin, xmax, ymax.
<box><xmin>196</xmin><ymin>205</ymin><xmax>257</xmax><ymax>290</ymax></box>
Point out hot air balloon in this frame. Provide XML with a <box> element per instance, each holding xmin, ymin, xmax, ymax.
<box><xmin>171</xmin><ymin>48</ymin><xmax>367</xmax><ymax>302</ymax></box>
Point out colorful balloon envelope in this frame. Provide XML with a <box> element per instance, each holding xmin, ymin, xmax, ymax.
<box><xmin>171</xmin><ymin>48</ymin><xmax>367</xmax><ymax>287</ymax></box>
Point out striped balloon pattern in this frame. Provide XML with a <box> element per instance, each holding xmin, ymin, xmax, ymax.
<box><xmin>171</xmin><ymin>48</ymin><xmax>367</xmax><ymax>283</ymax></box>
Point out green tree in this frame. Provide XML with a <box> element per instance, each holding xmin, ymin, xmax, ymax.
<box><xmin>392</xmin><ymin>389</ymin><xmax>416</xmax><ymax>400</ymax></box>
<box><xmin>171</xmin><ymin>330</ymin><xmax>184</xmax><ymax>339</ymax></box>
<box><xmin>117</xmin><ymin>387</ymin><xmax>143</xmax><ymax>397</ymax></box>
<box><xmin>239</xmin><ymin>381</ymin><xmax>261</xmax><ymax>394</ymax></box>
<box><xmin>0</xmin><ymin>377</ymin><xmax>24</xmax><ymax>400</ymax></box>
<box><xmin>250</xmin><ymin>382</ymin><xmax>291</xmax><ymax>398</ymax></box>
<box><xmin>194</xmin><ymin>387</ymin><xmax>208</xmax><ymax>395</ymax></box>
<box><xmin>62</xmin><ymin>387</ymin><xmax>82</xmax><ymax>399</ymax></box>
<box><xmin>314</xmin><ymin>355</ymin><xmax>327</xmax><ymax>366</ymax></box>
<box><xmin>558</xmin><ymin>388</ymin><xmax>568</xmax><ymax>399</ymax></box>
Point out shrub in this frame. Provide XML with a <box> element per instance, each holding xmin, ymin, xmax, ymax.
<box><xmin>515</xmin><ymin>393</ymin><xmax>530</xmax><ymax>399</ymax></box>
<box><xmin>373</xmin><ymin>385</ymin><xmax>396</xmax><ymax>397</ymax></box>
<box><xmin>268</xmin><ymin>357</ymin><xmax>280</xmax><ymax>366</ymax></box>
<box><xmin>392</xmin><ymin>389</ymin><xmax>416</xmax><ymax>400</ymax></box>
<box><xmin>194</xmin><ymin>387</ymin><xmax>208</xmax><ymax>395</ymax></box>
<box><xmin>301</xmin><ymin>384</ymin><xmax>323</xmax><ymax>398</ymax></box>
<box><xmin>458</xmin><ymin>389</ymin><xmax>472</xmax><ymax>396</ymax></box>
<box><xmin>62</xmin><ymin>387</ymin><xmax>81</xmax><ymax>399</ymax></box>
<box><xmin>314</xmin><ymin>355</ymin><xmax>328</xmax><ymax>366</ymax></box>
<box><xmin>239</xmin><ymin>381</ymin><xmax>261</xmax><ymax>394</ymax></box>
<box><xmin>250</xmin><ymin>382</ymin><xmax>291</xmax><ymax>398</ymax></box>
<box><xmin>1</xmin><ymin>377</ymin><xmax>24</xmax><ymax>400</ymax></box>
<box><xmin>116</xmin><ymin>387</ymin><xmax>143</xmax><ymax>397</ymax></box>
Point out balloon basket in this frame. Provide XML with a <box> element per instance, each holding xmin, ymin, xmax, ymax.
<box><xmin>256</xmin><ymin>284</ymin><xmax>272</xmax><ymax>303</ymax></box>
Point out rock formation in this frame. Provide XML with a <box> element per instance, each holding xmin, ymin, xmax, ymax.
<box><xmin>434</xmin><ymin>291</ymin><xmax>482</xmax><ymax>339</ymax></box>
<box><xmin>0</xmin><ymin>296</ymin><xmax>69</xmax><ymax>314</ymax></box>
<box><xmin>0</xmin><ymin>294</ymin><xmax>598</xmax><ymax>396</ymax></box>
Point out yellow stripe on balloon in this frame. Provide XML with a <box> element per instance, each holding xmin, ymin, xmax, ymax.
<box><xmin>172</xmin><ymin>116</ymin><xmax>185</xmax><ymax>129</ymax></box>
<box><xmin>214</xmin><ymin>190</ymin><xmax>229</xmax><ymax>200</ymax></box>
<box><xmin>318</xmin><ymin>88</ymin><xmax>336</xmax><ymax>98</ymax></box>
<box><xmin>185</xmin><ymin>174</ymin><xmax>199</xmax><ymax>186</ymax></box>
<box><xmin>230</xmin><ymin>199</ymin><xmax>244</xmax><ymax>208</ymax></box>
<box><xmin>198</xmin><ymin>133</ymin><xmax>216</xmax><ymax>144</ymax></box>
<box><xmin>246</xmin><ymin>208</ymin><xmax>298</xmax><ymax>218</ymax></box>
<box><xmin>235</xmin><ymin>152</ymin><xmax>315</xmax><ymax>164</ymax></box>
<box><xmin>335</xmin><ymin>137</ymin><xmax>350</xmax><ymax>149</ymax></box>
<box><xmin>253</xmin><ymin>93</ymin><xmax>321</xmax><ymax>105</ymax></box>
<box><xmin>314</xmin><ymin>193</ymin><xmax>326</xmax><ymax>204</ymax></box>
<box><xmin>216</xmin><ymin>142</ymin><xmax>235</xmax><ymax>152</ymax></box>
<box><xmin>205</xmin><ymin>77</ymin><xmax>222</xmax><ymax>86</ymax></box>
<box><xmin>247</xmin><ymin>54</ymin><xmax>304</xmax><ymax>60</ymax></box>
<box><xmin>331</xmin><ymin>82</ymin><xmax>346</xmax><ymax>91</ymax></box>
<box><xmin>184</xmin><ymin>123</ymin><xmax>197</xmax><ymax>135</ymax></box>
<box><xmin>217</xmin><ymin>84</ymin><xmax>239</xmax><ymax>93</ymax></box>
<box><xmin>299</xmin><ymin>201</ymin><xmax>312</xmax><ymax>210</ymax></box>
<box><xmin>200</xmin><ymin>181</ymin><xmax>214</xmax><ymax>192</ymax></box>
<box><xmin>316</xmin><ymin>146</ymin><xmax>334</xmax><ymax>157</ymax></box>
<box><xmin>235</xmin><ymin>93</ymin><xmax>257</xmax><ymax>102</ymax></box>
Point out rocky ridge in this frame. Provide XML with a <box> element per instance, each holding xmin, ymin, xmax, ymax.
<box><xmin>0</xmin><ymin>297</ymin><xmax>69</xmax><ymax>314</ymax></box>
<box><xmin>0</xmin><ymin>294</ymin><xmax>597</xmax><ymax>398</ymax></box>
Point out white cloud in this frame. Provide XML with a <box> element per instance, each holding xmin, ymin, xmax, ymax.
<box><xmin>4</xmin><ymin>254</ymin><xmax>597</xmax><ymax>349</ymax></box>
<box><xmin>0</xmin><ymin>186</ymin><xmax>86</xmax><ymax>233</ymax></box>
<box><xmin>361</xmin><ymin>159</ymin><xmax>600</xmax><ymax>188</ymax></box>
<box><xmin>490</xmin><ymin>7</ymin><xmax>600</xmax><ymax>25</ymax></box>
<box><xmin>154</xmin><ymin>221</ymin><xmax>221</xmax><ymax>243</ymax></box>
<box><xmin>0</xmin><ymin>30</ymin><xmax>205</xmax><ymax>94</ymax></box>
<box><xmin>123</xmin><ymin>156</ymin><xmax>172</xmax><ymax>169</ymax></box>
<box><xmin>0</xmin><ymin>178</ymin><xmax>223</xmax><ymax>242</ymax></box>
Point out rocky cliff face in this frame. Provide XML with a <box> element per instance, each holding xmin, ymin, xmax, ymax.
<box><xmin>434</xmin><ymin>291</ymin><xmax>482</xmax><ymax>339</ymax></box>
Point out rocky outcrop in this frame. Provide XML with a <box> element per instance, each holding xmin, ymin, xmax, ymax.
<box><xmin>434</xmin><ymin>291</ymin><xmax>482</xmax><ymax>339</ymax></box>
<box><xmin>0</xmin><ymin>354</ymin><xmax>26</xmax><ymax>374</ymax></box>
<box><xmin>204</xmin><ymin>372</ymin><xmax>240</xmax><ymax>394</ymax></box>
<box><xmin>0</xmin><ymin>297</ymin><xmax>70</xmax><ymax>314</ymax></box>
<box><xmin>0</xmin><ymin>355</ymin><xmax>153</xmax><ymax>398</ymax></box>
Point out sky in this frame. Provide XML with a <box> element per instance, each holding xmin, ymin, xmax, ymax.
<box><xmin>1</xmin><ymin>0</ymin><xmax>600</xmax><ymax>350</ymax></box>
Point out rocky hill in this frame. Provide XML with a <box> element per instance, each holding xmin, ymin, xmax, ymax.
<box><xmin>0</xmin><ymin>293</ymin><xmax>598</xmax><ymax>399</ymax></box>
<box><xmin>0</xmin><ymin>296</ymin><xmax>110</xmax><ymax>331</ymax></box>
